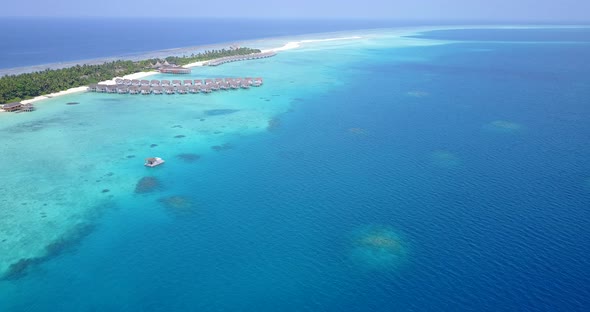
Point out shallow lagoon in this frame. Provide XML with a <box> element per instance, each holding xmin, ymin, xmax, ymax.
<box><xmin>1</xmin><ymin>27</ymin><xmax>590</xmax><ymax>311</ymax></box>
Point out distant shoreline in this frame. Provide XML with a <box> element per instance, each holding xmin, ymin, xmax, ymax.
<box><xmin>9</xmin><ymin>36</ymin><xmax>363</xmax><ymax>106</ymax></box>
<box><xmin>1</xmin><ymin>24</ymin><xmax>585</xmax><ymax>77</ymax></box>
<box><xmin>3</xmin><ymin>24</ymin><xmax>586</xmax><ymax>109</ymax></box>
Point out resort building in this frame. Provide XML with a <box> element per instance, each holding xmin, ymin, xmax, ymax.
<box><xmin>159</xmin><ymin>66</ymin><xmax>191</xmax><ymax>74</ymax></box>
<box><xmin>2</xmin><ymin>102</ymin><xmax>23</xmax><ymax>112</ymax></box>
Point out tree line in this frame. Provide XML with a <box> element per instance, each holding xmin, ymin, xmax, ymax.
<box><xmin>0</xmin><ymin>47</ymin><xmax>261</xmax><ymax>104</ymax></box>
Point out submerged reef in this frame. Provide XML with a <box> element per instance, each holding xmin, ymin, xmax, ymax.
<box><xmin>134</xmin><ymin>176</ymin><xmax>161</xmax><ymax>194</ymax></box>
<box><xmin>2</xmin><ymin>223</ymin><xmax>96</xmax><ymax>280</ymax></box>
<box><xmin>205</xmin><ymin>109</ymin><xmax>240</xmax><ymax>116</ymax></box>
<box><xmin>177</xmin><ymin>153</ymin><xmax>201</xmax><ymax>163</ymax></box>
<box><xmin>3</xmin><ymin>258</ymin><xmax>41</xmax><ymax>280</ymax></box>
<box><xmin>406</xmin><ymin>90</ymin><xmax>429</xmax><ymax>98</ymax></box>
<box><xmin>174</xmin><ymin>135</ymin><xmax>186</xmax><ymax>139</ymax></box>
<box><xmin>430</xmin><ymin>150</ymin><xmax>461</xmax><ymax>168</ymax></box>
<box><xmin>158</xmin><ymin>195</ymin><xmax>198</xmax><ymax>217</ymax></box>
<box><xmin>349</xmin><ymin>225</ymin><xmax>408</xmax><ymax>270</ymax></box>
<box><xmin>267</xmin><ymin>118</ymin><xmax>281</xmax><ymax>131</ymax></box>
<box><xmin>66</xmin><ymin>102</ymin><xmax>80</xmax><ymax>105</ymax></box>
<box><xmin>484</xmin><ymin>120</ymin><xmax>524</xmax><ymax>133</ymax></box>
<box><xmin>348</xmin><ymin>127</ymin><xmax>368</xmax><ymax>136</ymax></box>
<box><xmin>211</xmin><ymin>143</ymin><xmax>233</xmax><ymax>152</ymax></box>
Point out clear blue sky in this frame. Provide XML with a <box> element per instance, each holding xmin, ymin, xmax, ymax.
<box><xmin>3</xmin><ymin>0</ymin><xmax>589</xmax><ymax>21</ymax></box>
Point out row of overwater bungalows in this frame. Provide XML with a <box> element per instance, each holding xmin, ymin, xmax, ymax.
<box><xmin>88</xmin><ymin>77</ymin><xmax>263</xmax><ymax>95</ymax></box>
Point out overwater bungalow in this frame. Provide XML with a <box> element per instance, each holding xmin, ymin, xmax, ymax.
<box><xmin>153</xmin><ymin>86</ymin><xmax>163</xmax><ymax>95</ymax></box>
<box><xmin>115</xmin><ymin>78</ymin><xmax>124</xmax><ymax>84</ymax></box>
<box><xmin>177</xmin><ymin>86</ymin><xmax>188</xmax><ymax>94</ymax></box>
<box><xmin>240</xmin><ymin>83</ymin><xmax>250</xmax><ymax>89</ymax></box>
<box><xmin>161</xmin><ymin>80</ymin><xmax>171</xmax><ymax>86</ymax></box>
<box><xmin>87</xmin><ymin>84</ymin><xmax>98</xmax><ymax>92</ymax></box>
<box><xmin>129</xmin><ymin>86</ymin><xmax>140</xmax><ymax>95</ymax></box>
<box><xmin>123</xmin><ymin>79</ymin><xmax>132</xmax><ymax>85</ymax></box>
<box><xmin>183</xmin><ymin>80</ymin><xmax>193</xmax><ymax>86</ymax></box>
<box><xmin>107</xmin><ymin>86</ymin><xmax>118</xmax><ymax>93</ymax></box>
<box><xmin>117</xmin><ymin>86</ymin><xmax>129</xmax><ymax>94</ymax></box>
<box><xmin>172</xmin><ymin>80</ymin><xmax>182</xmax><ymax>87</ymax></box>
<box><xmin>164</xmin><ymin>86</ymin><xmax>175</xmax><ymax>95</ymax></box>
<box><xmin>188</xmin><ymin>85</ymin><xmax>199</xmax><ymax>93</ymax></box>
<box><xmin>140</xmin><ymin>80</ymin><xmax>150</xmax><ymax>87</ymax></box>
<box><xmin>2</xmin><ymin>102</ymin><xmax>23</xmax><ymax>112</ymax></box>
<box><xmin>140</xmin><ymin>86</ymin><xmax>151</xmax><ymax>95</ymax></box>
<box><xmin>150</xmin><ymin>80</ymin><xmax>161</xmax><ymax>87</ymax></box>
<box><xmin>131</xmin><ymin>80</ymin><xmax>141</xmax><ymax>86</ymax></box>
<box><xmin>96</xmin><ymin>85</ymin><xmax>107</xmax><ymax>93</ymax></box>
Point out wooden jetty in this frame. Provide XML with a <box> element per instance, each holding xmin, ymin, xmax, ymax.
<box><xmin>87</xmin><ymin>77</ymin><xmax>264</xmax><ymax>96</ymax></box>
<box><xmin>204</xmin><ymin>52</ymin><xmax>276</xmax><ymax>66</ymax></box>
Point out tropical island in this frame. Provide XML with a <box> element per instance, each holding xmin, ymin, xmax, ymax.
<box><xmin>0</xmin><ymin>47</ymin><xmax>263</xmax><ymax>104</ymax></box>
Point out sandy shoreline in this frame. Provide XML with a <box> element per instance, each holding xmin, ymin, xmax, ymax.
<box><xmin>8</xmin><ymin>36</ymin><xmax>365</xmax><ymax>106</ymax></box>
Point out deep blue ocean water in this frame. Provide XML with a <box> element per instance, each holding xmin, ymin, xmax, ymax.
<box><xmin>1</xmin><ymin>25</ymin><xmax>590</xmax><ymax>311</ymax></box>
<box><xmin>0</xmin><ymin>17</ymin><xmax>424</xmax><ymax>70</ymax></box>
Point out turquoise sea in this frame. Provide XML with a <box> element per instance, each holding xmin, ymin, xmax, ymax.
<box><xmin>1</xmin><ymin>26</ymin><xmax>590</xmax><ymax>311</ymax></box>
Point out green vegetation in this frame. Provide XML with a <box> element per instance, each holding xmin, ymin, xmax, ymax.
<box><xmin>0</xmin><ymin>47</ymin><xmax>261</xmax><ymax>104</ymax></box>
<box><xmin>165</xmin><ymin>47</ymin><xmax>261</xmax><ymax>66</ymax></box>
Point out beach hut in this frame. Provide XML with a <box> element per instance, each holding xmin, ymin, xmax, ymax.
<box><xmin>2</xmin><ymin>102</ymin><xmax>23</xmax><ymax>112</ymax></box>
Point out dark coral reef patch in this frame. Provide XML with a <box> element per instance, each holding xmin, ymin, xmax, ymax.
<box><xmin>205</xmin><ymin>109</ymin><xmax>240</xmax><ymax>116</ymax></box>
<box><xmin>211</xmin><ymin>143</ymin><xmax>233</xmax><ymax>152</ymax></box>
<box><xmin>135</xmin><ymin>176</ymin><xmax>161</xmax><ymax>194</ymax></box>
<box><xmin>158</xmin><ymin>195</ymin><xmax>198</xmax><ymax>217</ymax></box>
<box><xmin>177</xmin><ymin>153</ymin><xmax>201</xmax><ymax>163</ymax></box>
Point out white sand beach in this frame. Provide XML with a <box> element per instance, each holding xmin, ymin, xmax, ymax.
<box><xmin>6</xmin><ymin>35</ymin><xmax>370</xmax><ymax>108</ymax></box>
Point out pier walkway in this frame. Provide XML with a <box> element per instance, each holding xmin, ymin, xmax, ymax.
<box><xmin>204</xmin><ymin>52</ymin><xmax>276</xmax><ymax>66</ymax></box>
